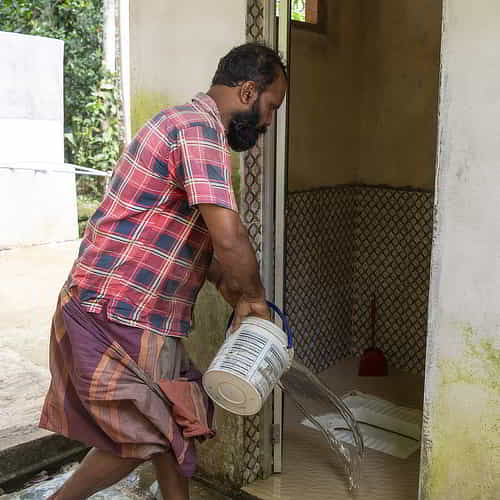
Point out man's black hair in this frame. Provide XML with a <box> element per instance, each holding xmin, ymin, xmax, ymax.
<box><xmin>212</xmin><ymin>42</ymin><xmax>287</xmax><ymax>92</ymax></box>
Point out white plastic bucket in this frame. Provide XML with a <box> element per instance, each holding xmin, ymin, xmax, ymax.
<box><xmin>203</xmin><ymin>312</ymin><xmax>293</xmax><ymax>416</ymax></box>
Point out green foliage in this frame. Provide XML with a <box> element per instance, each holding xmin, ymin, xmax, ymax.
<box><xmin>77</xmin><ymin>194</ymin><xmax>101</xmax><ymax>237</ymax></box>
<box><xmin>71</xmin><ymin>74</ymin><xmax>121</xmax><ymax>198</ymax></box>
<box><xmin>0</xmin><ymin>0</ymin><xmax>122</xmax><ymax>199</ymax></box>
<box><xmin>276</xmin><ymin>0</ymin><xmax>306</xmax><ymax>21</ymax></box>
<box><xmin>292</xmin><ymin>0</ymin><xmax>306</xmax><ymax>21</ymax></box>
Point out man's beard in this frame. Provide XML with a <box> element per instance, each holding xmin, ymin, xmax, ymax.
<box><xmin>227</xmin><ymin>100</ymin><xmax>267</xmax><ymax>152</ymax></box>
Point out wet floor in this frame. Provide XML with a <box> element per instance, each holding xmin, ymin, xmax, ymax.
<box><xmin>0</xmin><ymin>462</ymin><xmax>233</xmax><ymax>500</ymax></box>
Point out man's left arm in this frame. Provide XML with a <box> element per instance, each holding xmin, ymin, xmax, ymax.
<box><xmin>206</xmin><ymin>255</ymin><xmax>241</xmax><ymax>308</ymax></box>
<box><xmin>206</xmin><ymin>255</ymin><xmax>222</xmax><ymax>287</ymax></box>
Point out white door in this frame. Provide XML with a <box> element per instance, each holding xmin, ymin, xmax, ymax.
<box><xmin>272</xmin><ymin>0</ymin><xmax>291</xmax><ymax>474</ymax></box>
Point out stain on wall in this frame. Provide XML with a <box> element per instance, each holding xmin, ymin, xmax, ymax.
<box><xmin>128</xmin><ymin>0</ymin><xmax>247</xmax><ymax>486</ymax></box>
<box><xmin>184</xmin><ymin>283</ymin><xmax>247</xmax><ymax>487</ymax></box>
<box><xmin>288</xmin><ymin>0</ymin><xmax>442</xmax><ymax>191</ymax></box>
<box><xmin>130</xmin><ymin>90</ymin><xmax>170</xmax><ymax>136</ymax></box>
<box><xmin>288</xmin><ymin>1</ymin><xmax>362</xmax><ymax>191</ymax></box>
<box><xmin>422</xmin><ymin>327</ymin><xmax>500</xmax><ymax>499</ymax></box>
<box><xmin>421</xmin><ymin>0</ymin><xmax>500</xmax><ymax>497</ymax></box>
<box><xmin>358</xmin><ymin>0</ymin><xmax>442</xmax><ymax>189</ymax></box>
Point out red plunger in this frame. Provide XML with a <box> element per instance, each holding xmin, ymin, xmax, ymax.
<box><xmin>358</xmin><ymin>295</ymin><xmax>388</xmax><ymax>376</ymax></box>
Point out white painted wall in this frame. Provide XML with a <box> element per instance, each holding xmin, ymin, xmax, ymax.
<box><xmin>0</xmin><ymin>32</ymin><xmax>77</xmax><ymax>247</ymax></box>
<box><xmin>128</xmin><ymin>0</ymin><xmax>247</xmax><ymax>133</ymax></box>
<box><xmin>103</xmin><ymin>0</ymin><xmax>116</xmax><ymax>73</ymax></box>
<box><xmin>421</xmin><ymin>1</ymin><xmax>500</xmax><ymax>499</ymax></box>
<box><xmin>125</xmin><ymin>0</ymin><xmax>248</xmax><ymax>484</ymax></box>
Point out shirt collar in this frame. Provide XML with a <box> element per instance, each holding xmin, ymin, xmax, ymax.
<box><xmin>193</xmin><ymin>92</ymin><xmax>224</xmax><ymax>129</ymax></box>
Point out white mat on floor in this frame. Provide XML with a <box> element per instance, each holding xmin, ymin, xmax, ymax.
<box><xmin>301</xmin><ymin>392</ymin><xmax>422</xmax><ymax>459</ymax></box>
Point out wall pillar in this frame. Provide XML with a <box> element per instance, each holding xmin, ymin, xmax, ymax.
<box><xmin>421</xmin><ymin>1</ymin><xmax>500</xmax><ymax>498</ymax></box>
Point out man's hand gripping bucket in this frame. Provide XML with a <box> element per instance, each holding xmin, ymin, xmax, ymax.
<box><xmin>202</xmin><ymin>302</ymin><xmax>294</xmax><ymax>416</ymax></box>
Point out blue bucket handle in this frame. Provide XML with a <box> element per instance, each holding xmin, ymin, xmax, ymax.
<box><xmin>227</xmin><ymin>301</ymin><xmax>293</xmax><ymax>349</ymax></box>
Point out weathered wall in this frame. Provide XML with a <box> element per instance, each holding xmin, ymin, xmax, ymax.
<box><xmin>420</xmin><ymin>1</ymin><xmax>500</xmax><ymax>499</ymax></box>
<box><xmin>288</xmin><ymin>1</ymin><xmax>362</xmax><ymax>191</ymax></box>
<box><xmin>358</xmin><ymin>0</ymin><xmax>442</xmax><ymax>189</ymax></box>
<box><xmin>0</xmin><ymin>32</ymin><xmax>77</xmax><ymax>247</ymax></box>
<box><xmin>183</xmin><ymin>284</ymin><xmax>245</xmax><ymax>486</ymax></box>
<box><xmin>128</xmin><ymin>0</ymin><xmax>247</xmax><ymax>486</ymax></box>
<box><xmin>129</xmin><ymin>0</ymin><xmax>246</xmax><ymax>134</ymax></box>
<box><xmin>288</xmin><ymin>0</ymin><xmax>442</xmax><ymax>191</ymax></box>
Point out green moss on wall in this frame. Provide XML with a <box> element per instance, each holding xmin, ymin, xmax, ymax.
<box><xmin>183</xmin><ymin>283</ymin><xmax>247</xmax><ymax>488</ymax></box>
<box><xmin>131</xmin><ymin>93</ymin><xmax>241</xmax><ymax>208</ymax></box>
<box><xmin>131</xmin><ymin>91</ymin><xmax>170</xmax><ymax>136</ymax></box>
<box><xmin>424</xmin><ymin>325</ymin><xmax>500</xmax><ymax>500</ymax></box>
<box><xmin>231</xmin><ymin>151</ymin><xmax>241</xmax><ymax>207</ymax></box>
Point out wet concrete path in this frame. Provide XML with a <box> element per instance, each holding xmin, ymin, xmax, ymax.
<box><xmin>0</xmin><ymin>241</ymin><xmax>235</xmax><ymax>498</ymax></box>
<box><xmin>0</xmin><ymin>240</ymin><xmax>81</xmax><ymax>452</ymax></box>
<box><xmin>0</xmin><ymin>462</ymin><xmax>233</xmax><ymax>499</ymax></box>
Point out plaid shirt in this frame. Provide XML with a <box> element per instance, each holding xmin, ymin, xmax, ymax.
<box><xmin>70</xmin><ymin>93</ymin><xmax>238</xmax><ymax>336</ymax></box>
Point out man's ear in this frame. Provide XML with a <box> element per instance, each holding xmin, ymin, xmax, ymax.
<box><xmin>239</xmin><ymin>81</ymin><xmax>258</xmax><ymax>105</ymax></box>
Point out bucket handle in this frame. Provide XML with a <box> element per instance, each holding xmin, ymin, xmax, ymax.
<box><xmin>228</xmin><ymin>301</ymin><xmax>293</xmax><ymax>349</ymax></box>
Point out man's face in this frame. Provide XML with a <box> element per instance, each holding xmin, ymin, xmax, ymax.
<box><xmin>227</xmin><ymin>70</ymin><xmax>287</xmax><ymax>152</ymax></box>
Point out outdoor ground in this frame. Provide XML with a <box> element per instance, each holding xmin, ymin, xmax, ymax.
<box><xmin>0</xmin><ymin>461</ymin><xmax>232</xmax><ymax>499</ymax></box>
<box><xmin>0</xmin><ymin>240</ymin><xmax>232</xmax><ymax>499</ymax></box>
<box><xmin>0</xmin><ymin>240</ymin><xmax>80</xmax><ymax>451</ymax></box>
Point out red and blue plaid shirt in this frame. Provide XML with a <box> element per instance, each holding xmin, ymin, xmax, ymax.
<box><xmin>69</xmin><ymin>93</ymin><xmax>238</xmax><ymax>336</ymax></box>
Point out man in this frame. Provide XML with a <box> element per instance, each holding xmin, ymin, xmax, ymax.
<box><xmin>40</xmin><ymin>42</ymin><xmax>287</xmax><ymax>500</ymax></box>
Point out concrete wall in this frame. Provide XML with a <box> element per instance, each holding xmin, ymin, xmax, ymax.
<box><xmin>420</xmin><ymin>1</ymin><xmax>500</xmax><ymax>498</ymax></box>
<box><xmin>358</xmin><ymin>0</ymin><xmax>442</xmax><ymax>189</ymax></box>
<box><xmin>0</xmin><ymin>32</ymin><xmax>77</xmax><ymax>247</ymax></box>
<box><xmin>129</xmin><ymin>0</ymin><xmax>246</xmax><ymax>134</ymax></box>
<box><xmin>127</xmin><ymin>0</ymin><xmax>247</xmax><ymax>486</ymax></box>
<box><xmin>288</xmin><ymin>1</ymin><xmax>362</xmax><ymax>191</ymax></box>
<box><xmin>288</xmin><ymin>0</ymin><xmax>442</xmax><ymax>191</ymax></box>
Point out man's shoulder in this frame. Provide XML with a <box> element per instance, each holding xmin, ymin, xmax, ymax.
<box><xmin>152</xmin><ymin>101</ymin><xmax>218</xmax><ymax>135</ymax></box>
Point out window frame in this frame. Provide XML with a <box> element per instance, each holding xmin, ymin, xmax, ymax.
<box><xmin>291</xmin><ymin>0</ymin><xmax>327</xmax><ymax>34</ymax></box>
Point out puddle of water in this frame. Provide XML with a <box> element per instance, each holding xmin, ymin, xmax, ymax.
<box><xmin>279</xmin><ymin>359</ymin><xmax>364</xmax><ymax>492</ymax></box>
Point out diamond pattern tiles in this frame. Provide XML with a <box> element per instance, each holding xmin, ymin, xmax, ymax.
<box><xmin>285</xmin><ymin>187</ymin><xmax>355</xmax><ymax>373</ymax></box>
<box><xmin>285</xmin><ymin>186</ymin><xmax>434</xmax><ymax>376</ymax></box>
<box><xmin>242</xmin><ymin>416</ymin><xmax>261</xmax><ymax>484</ymax></box>
<box><xmin>351</xmin><ymin>186</ymin><xmax>434</xmax><ymax>374</ymax></box>
<box><xmin>247</xmin><ymin>0</ymin><xmax>264</xmax><ymax>40</ymax></box>
<box><xmin>242</xmin><ymin>0</ymin><xmax>265</xmax><ymax>486</ymax></box>
<box><xmin>242</xmin><ymin>136</ymin><xmax>264</xmax><ymax>261</ymax></box>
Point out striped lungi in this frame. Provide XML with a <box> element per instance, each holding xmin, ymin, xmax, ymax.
<box><xmin>39</xmin><ymin>286</ymin><xmax>215</xmax><ymax>477</ymax></box>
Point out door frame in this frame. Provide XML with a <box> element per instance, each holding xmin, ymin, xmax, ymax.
<box><xmin>267</xmin><ymin>0</ymin><xmax>291</xmax><ymax>475</ymax></box>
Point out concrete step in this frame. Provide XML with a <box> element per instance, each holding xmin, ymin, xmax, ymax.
<box><xmin>0</xmin><ymin>434</ymin><xmax>87</xmax><ymax>488</ymax></box>
<box><xmin>0</xmin><ymin>461</ymin><xmax>236</xmax><ymax>499</ymax></box>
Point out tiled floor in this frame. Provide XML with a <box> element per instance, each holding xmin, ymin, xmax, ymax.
<box><xmin>244</xmin><ymin>358</ymin><xmax>424</xmax><ymax>500</ymax></box>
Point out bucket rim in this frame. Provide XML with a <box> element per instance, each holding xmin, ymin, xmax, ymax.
<box><xmin>203</xmin><ymin>369</ymin><xmax>263</xmax><ymax>416</ymax></box>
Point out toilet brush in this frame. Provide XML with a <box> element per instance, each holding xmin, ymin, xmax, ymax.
<box><xmin>358</xmin><ymin>295</ymin><xmax>388</xmax><ymax>376</ymax></box>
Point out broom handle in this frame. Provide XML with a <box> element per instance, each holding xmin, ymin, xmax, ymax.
<box><xmin>371</xmin><ymin>296</ymin><xmax>376</xmax><ymax>348</ymax></box>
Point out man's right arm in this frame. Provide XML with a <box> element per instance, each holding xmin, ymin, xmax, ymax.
<box><xmin>198</xmin><ymin>204</ymin><xmax>270</xmax><ymax>330</ymax></box>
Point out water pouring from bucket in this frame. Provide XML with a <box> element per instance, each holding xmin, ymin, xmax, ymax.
<box><xmin>202</xmin><ymin>302</ymin><xmax>293</xmax><ymax>416</ymax></box>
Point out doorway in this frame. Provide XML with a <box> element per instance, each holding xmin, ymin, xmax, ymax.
<box><xmin>245</xmin><ymin>0</ymin><xmax>443</xmax><ymax>498</ymax></box>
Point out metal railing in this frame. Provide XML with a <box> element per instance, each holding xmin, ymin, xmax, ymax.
<box><xmin>0</xmin><ymin>161</ymin><xmax>112</xmax><ymax>178</ymax></box>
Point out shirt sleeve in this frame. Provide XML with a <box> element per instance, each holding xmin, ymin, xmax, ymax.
<box><xmin>177</xmin><ymin>124</ymin><xmax>238</xmax><ymax>212</ymax></box>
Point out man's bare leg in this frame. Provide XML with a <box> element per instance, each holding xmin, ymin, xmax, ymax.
<box><xmin>48</xmin><ymin>448</ymin><xmax>143</xmax><ymax>500</ymax></box>
<box><xmin>152</xmin><ymin>451</ymin><xmax>189</xmax><ymax>500</ymax></box>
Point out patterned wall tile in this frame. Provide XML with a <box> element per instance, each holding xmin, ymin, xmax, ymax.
<box><xmin>285</xmin><ymin>186</ymin><xmax>434</xmax><ymax>375</ymax></box>
<box><xmin>285</xmin><ymin>187</ymin><xmax>355</xmax><ymax>372</ymax></box>
<box><xmin>242</xmin><ymin>0</ymin><xmax>266</xmax><ymax>485</ymax></box>
<box><xmin>351</xmin><ymin>187</ymin><xmax>434</xmax><ymax>374</ymax></box>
